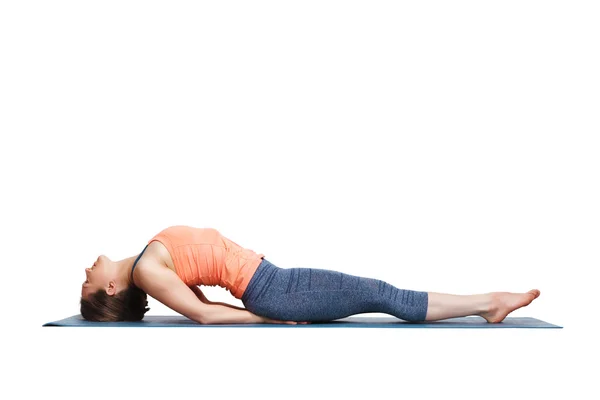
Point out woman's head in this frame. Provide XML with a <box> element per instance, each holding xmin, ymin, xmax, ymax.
<box><xmin>80</xmin><ymin>254</ymin><xmax>150</xmax><ymax>321</ymax></box>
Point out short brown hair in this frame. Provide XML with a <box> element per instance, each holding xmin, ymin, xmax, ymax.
<box><xmin>80</xmin><ymin>285</ymin><xmax>150</xmax><ymax>322</ymax></box>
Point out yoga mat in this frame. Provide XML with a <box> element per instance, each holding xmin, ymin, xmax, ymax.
<box><xmin>43</xmin><ymin>315</ymin><xmax>562</xmax><ymax>328</ymax></box>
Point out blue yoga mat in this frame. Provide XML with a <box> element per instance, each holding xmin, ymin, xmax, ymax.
<box><xmin>43</xmin><ymin>314</ymin><xmax>562</xmax><ymax>328</ymax></box>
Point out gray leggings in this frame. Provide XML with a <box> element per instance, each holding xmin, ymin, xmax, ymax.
<box><xmin>241</xmin><ymin>258</ymin><xmax>429</xmax><ymax>322</ymax></box>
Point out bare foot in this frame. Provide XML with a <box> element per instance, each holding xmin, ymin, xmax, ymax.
<box><xmin>480</xmin><ymin>289</ymin><xmax>541</xmax><ymax>323</ymax></box>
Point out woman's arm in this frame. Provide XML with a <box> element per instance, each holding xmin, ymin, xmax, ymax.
<box><xmin>136</xmin><ymin>260</ymin><xmax>300</xmax><ymax>324</ymax></box>
<box><xmin>189</xmin><ymin>285</ymin><xmax>247</xmax><ymax>311</ymax></box>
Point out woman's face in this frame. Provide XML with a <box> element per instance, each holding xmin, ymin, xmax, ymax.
<box><xmin>81</xmin><ymin>255</ymin><xmax>111</xmax><ymax>299</ymax></box>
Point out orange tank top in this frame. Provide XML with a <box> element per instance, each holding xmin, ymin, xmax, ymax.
<box><xmin>147</xmin><ymin>226</ymin><xmax>265</xmax><ymax>299</ymax></box>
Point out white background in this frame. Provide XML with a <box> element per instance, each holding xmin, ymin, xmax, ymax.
<box><xmin>1</xmin><ymin>1</ymin><xmax>598</xmax><ymax>399</ymax></box>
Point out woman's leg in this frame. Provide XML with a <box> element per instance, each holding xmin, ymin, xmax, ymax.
<box><xmin>242</xmin><ymin>259</ymin><xmax>542</xmax><ymax>323</ymax></box>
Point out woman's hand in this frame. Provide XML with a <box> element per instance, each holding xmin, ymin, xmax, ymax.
<box><xmin>258</xmin><ymin>315</ymin><xmax>311</xmax><ymax>325</ymax></box>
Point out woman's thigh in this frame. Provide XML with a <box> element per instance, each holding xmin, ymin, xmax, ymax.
<box><xmin>242</xmin><ymin>261</ymin><xmax>389</xmax><ymax>321</ymax></box>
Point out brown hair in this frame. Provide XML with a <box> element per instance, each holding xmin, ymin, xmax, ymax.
<box><xmin>80</xmin><ymin>285</ymin><xmax>150</xmax><ymax>322</ymax></box>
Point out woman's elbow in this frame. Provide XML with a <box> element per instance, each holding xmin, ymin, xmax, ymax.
<box><xmin>188</xmin><ymin>303</ymin><xmax>214</xmax><ymax>324</ymax></box>
<box><xmin>190</xmin><ymin>312</ymin><xmax>210</xmax><ymax>325</ymax></box>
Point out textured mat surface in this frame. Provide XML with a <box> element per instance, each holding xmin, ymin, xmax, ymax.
<box><xmin>43</xmin><ymin>314</ymin><xmax>562</xmax><ymax>328</ymax></box>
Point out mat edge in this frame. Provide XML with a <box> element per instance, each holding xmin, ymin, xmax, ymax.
<box><xmin>42</xmin><ymin>314</ymin><xmax>563</xmax><ymax>328</ymax></box>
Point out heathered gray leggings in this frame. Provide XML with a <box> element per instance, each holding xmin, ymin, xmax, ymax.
<box><xmin>241</xmin><ymin>258</ymin><xmax>429</xmax><ymax>322</ymax></box>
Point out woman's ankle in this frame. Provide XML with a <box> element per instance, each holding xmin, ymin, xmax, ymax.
<box><xmin>474</xmin><ymin>293</ymin><xmax>493</xmax><ymax>316</ymax></box>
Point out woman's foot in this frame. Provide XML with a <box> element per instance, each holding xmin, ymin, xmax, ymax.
<box><xmin>480</xmin><ymin>289</ymin><xmax>541</xmax><ymax>323</ymax></box>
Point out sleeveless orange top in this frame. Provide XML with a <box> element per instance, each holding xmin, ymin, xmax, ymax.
<box><xmin>147</xmin><ymin>226</ymin><xmax>265</xmax><ymax>299</ymax></box>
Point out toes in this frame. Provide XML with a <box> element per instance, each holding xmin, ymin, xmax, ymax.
<box><xmin>527</xmin><ymin>289</ymin><xmax>541</xmax><ymax>299</ymax></box>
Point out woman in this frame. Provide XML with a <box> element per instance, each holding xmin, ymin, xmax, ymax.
<box><xmin>80</xmin><ymin>225</ymin><xmax>541</xmax><ymax>324</ymax></box>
